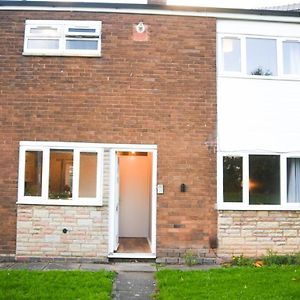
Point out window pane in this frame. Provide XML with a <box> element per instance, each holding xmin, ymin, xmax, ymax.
<box><xmin>68</xmin><ymin>28</ymin><xmax>96</xmax><ymax>33</ymax></box>
<box><xmin>287</xmin><ymin>158</ymin><xmax>300</xmax><ymax>203</ymax></box>
<box><xmin>30</xmin><ymin>26</ymin><xmax>58</xmax><ymax>36</ymax></box>
<box><xmin>249</xmin><ymin>155</ymin><xmax>280</xmax><ymax>205</ymax></box>
<box><xmin>49</xmin><ymin>150</ymin><xmax>73</xmax><ymax>199</ymax></box>
<box><xmin>283</xmin><ymin>41</ymin><xmax>300</xmax><ymax>75</ymax></box>
<box><xmin>222</xmin><ymin>38</ymin><xmax>241</xmax><ymax>72</ymax></box>
<box><xmin>66</xmin><ymin>40</ymin><xmax>98</xmax><ymax>50</ymax></box>
<box><xmin>27</xmin><ymin>39</ymin><xmax>59</xmax><ymax>50</ymax></box>
<box><xmin>246</xmin><ymin>38</ymin><xmax>277</xmax><ymax>76</ymax></box>
<box><xmin>25</xmin><ymin>151</ymin><xmax>43</xmax><ymax>196</ymax></box>
<box><xmin>223</xmin><ymin>156</ymin><xmax>243</xmax><ymax>202</ymax></box>
<box><xmin>79</xmin><ymin>152</ymin><xmax>97</xmax><ymax>198</ymax></box>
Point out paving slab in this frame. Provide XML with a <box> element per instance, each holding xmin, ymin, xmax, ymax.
<box><xmin>80</xmin><ymin>263</ymin><xmax>112</xmax><ymax>271</ymax></box>
<box><xmin>9</xmin><ymin>263</ymin><xmax>47</xmax><ymax>270</ymax></box>
<box><xmin>113</xmin><ymin>272</ymin><xmax>155</xmax><ymax>300</ymax></box>
<box><xmin>112</xmin><ymin>262</ymin><xmax>155</xmax><ymax>273</ymax></box>
<box><xmin>0</xmin><ymin>262</ymin><xmax>16</xmax><ymax>269</ymax></box>
<box><xmin>44</xmin><ymin>263</ymin><xmax>81</xmax><ymax>270</ymax></box>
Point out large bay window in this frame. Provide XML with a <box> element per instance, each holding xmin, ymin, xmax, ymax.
<box><xmin>218</xmin><ymin>153</ymin><xmax>300</xmax><ymax>210</ymax></box>
<box><xmin>18</xmin><ymin>142</ymin><xmax>103</xmax><ymax>206</ymax></box>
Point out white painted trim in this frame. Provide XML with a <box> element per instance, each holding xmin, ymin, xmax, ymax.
<box><xmin>108</xmin><ymin>149</ymin><xmax>116</xmax><ymax>255</ymax></box>
<box><xmin>217</xmin><ymin>204</ymin><xmax>300</xmax><ymax>211</ymax></box>
<box><xmin>20</xmin><ymin>141</ymin><xmax>157</xmax><ymax>150</ymax></box>
<box><xmin>16</xmin><ymin>200</ymin><xmax>104</xmax><ymax>206</ymax></box>
<box><xmin>108</xmin><ymin>253</ymin><xmax>156</xmax><ymax>259</ymax></box>
<box><xmin>218</xmin><ymin>74</ymin><xmax>300</xmax><ymax>82</ymax></box>
<box><xmin>280</xmin><ymin>155</ymin><xmax>287</xmax><ymax>207</ymax></box>
<box><xmin>243</xmin><ymin>154</ymin><xmax>249</xmax><ymax>206</ymax></box>
<box><xmin>3</xmin><ymin>6</ymin><xmax>300</xmax><ymax>24</ymax></box>
<box><xmin>108</xmin><ymin>147</ymin><xmax>157</xmax><ymax>257</ymax></box>
<box><xmin>151</xmin><ymin>150</ymin><xmax>157</xmax><ymax>254</ymax></box>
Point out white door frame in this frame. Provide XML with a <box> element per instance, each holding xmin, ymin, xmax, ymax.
<box><xmin>108</xmin><ymin>145</ymin><xmax>157</xmax><ymax>258</ymax></box>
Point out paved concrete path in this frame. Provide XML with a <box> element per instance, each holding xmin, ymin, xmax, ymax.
<box><xmin>113</xmin><ymin>271</ymin><xmax>155</xmax><ymax>299</ymax></box>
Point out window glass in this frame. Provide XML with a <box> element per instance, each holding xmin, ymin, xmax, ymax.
<box><xmin>66</xmin><ymin>40</ymin><xmax>98</xmax><ymax>50</ymax></box>
<box><xmin>223</xmin><ymin>156</ymin><xmax>243</xmax><ymax>202</ymax></box>
<box><xmin>246</xmin><ymin>38</ymin><xmax>277</xmax><ymax>76</ymax></box>
<box><xmin>249</xmin><ymin>155</ymin><xmax>280</xmax><ymax>205</ymax></box>
<box><xmin>79</xmin><ymin>152</ymin><xmax>97</xmax><ymax>198</ymax></box>
<box><xmin>222</xmin><ymin>38</ymin><xmax>241</xmax><ymax>72</ymax></box>
<box><xmin>68</xmin><ymin>28</ymin><xmax>96</xmax><ymax>33</ymax></box>
<box><xmin>283</xmin><ymin>41</ymin><xmax>300</xmax><ymax>75</ymax></box>
<box><xmin>49</xmin><ymin>150</ymin><xmax>73</xmax><ymax>199</ymax></box>
<box><xmin>287</xmin><ymin>158</ymin><xmax>300</xmax><ymax>203</ymax></box>
<box><xmin>25</xmin><ymin>151</ymin><xmax>43</xmax><ymax>196</ymax></box>
<box><xmin>30</xmin><ymin>26</ymin><xmax>59</xmax><ymax>36</ymax></box>
<box><xmin>27</xmin><ymin>39</ymin><xmax>59</xmax><ymax>50</ymax></box>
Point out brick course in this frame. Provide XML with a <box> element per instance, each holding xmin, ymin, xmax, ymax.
<box><xmin>0</xmin><ymin>10</ymin><xmax>217</xmax><ymax>257</ymax></box>
<box><xmin>218</xmin><ymin>210</ymin><xmax>300</xmax><ymax>258</ymax></box>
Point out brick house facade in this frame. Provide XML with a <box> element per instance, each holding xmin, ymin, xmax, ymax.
<box><xmin>0</xmin><ymin>4</ymin><xmax>217</xmax><ymax>261</ymax></box>
<box><xmin>2</xmin><ymin>1</ymin><xmax>300</xmax><ymax>262</ymax></box>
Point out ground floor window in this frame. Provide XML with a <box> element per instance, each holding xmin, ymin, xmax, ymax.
<box><xmin>18</xmin><ymin>142</ymin><xmax>103</xmax><ymax>206</ymax></box>
<box><xmin>218</xmin><ymin>152</ymin><xmax>300</xmax><ymax>209</ymax></box>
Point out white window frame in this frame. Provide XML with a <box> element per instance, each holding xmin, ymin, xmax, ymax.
<box><xmin>218</xmin><ymin>34</ymin><xmax>300</xmax><ymax>80</ymax></box>
<box><xmin>23</xmin><ymin>20</ymin><xmax>102</xmax><ymax>57</ymax></box>
<box><xmin>18</xmin><ymin>142</ymin><xmax>104</xmax><ymax>206</ymax></box>
<box><xmin>217</xmin><ymin>152</ymin><xmax>300</xmax><ymax>210</ymax></box>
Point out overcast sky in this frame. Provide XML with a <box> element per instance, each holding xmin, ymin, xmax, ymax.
<box><xmin>167</xmin><ymin>0</ymin><xmax>297</xmax><ymax>9</ymax></box>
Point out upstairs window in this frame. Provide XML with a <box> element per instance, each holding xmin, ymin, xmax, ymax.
<box><xmin>246</xmin><ymin>38</ymin><xmax>277</xmax><ymax>76</ymax></box>
<box><xmin>221</xmin><ymin>37</ymin><xmax>241</xmax><ymax>72</ymax></box>
<box><xmin>23</xmin><ymin>20</ymin><xmax>102</xmax><ymax>57</ymax></box>
<box><xmin>219</xmin><ymin>34</ymin><xmax>300</xmax><ymax>78</ymax></box>
<box><xmin>283</xmin><ymin>41</ymin><xmax>300</xmax><ymax>75</ymax></box>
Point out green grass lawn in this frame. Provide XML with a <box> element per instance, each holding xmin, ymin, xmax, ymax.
<box><xmin>155</xmin><ymin>266</ymin><xmax>300</xmax><ymax>300</ymax></box>
<box><xmin>0</xmin><ymin>270</ymin><xmax>115</xmax><ymax>300</ymax></box>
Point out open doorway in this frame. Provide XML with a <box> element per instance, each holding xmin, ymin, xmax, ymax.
<box><xmin>109</xmin><ymin>148</ymin><xmax>156</xmax><ymax>258</ymax></box>
<box><xmin>117</xmin><ymin>151</ymin><xmax>152</xmax><ymax>253</ymax></box>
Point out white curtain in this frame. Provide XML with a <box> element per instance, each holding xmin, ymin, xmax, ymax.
<box><xmin>287</xmin><ymin>158</ymin><xmax>300</xmax><ymax>203</ymax></box>
<box><xmin>284</xmin><ymin>41</ymin><xmax>300</xmax><ymax>75</ymax></box>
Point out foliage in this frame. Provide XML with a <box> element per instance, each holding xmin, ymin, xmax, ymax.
<box><xmin>231</xmin><ymin>254</ymin><xmax>255</xmax><ymax>266</ymax></box>
<box><xmin>155</xmin><ymin>266</ymin><xmax>300</xmax><ymax>299</ymax></box>
<box><xmin>49</xmin><ymin>191</ymin><xmax>71</xmax><ymax>199</ymax></box>
<box><xmin>251</xmin><ymin>67</ymin><xmax>273</xmax><ymax>76</ymax></box>
<box><xmin>263</xmin><ymin>249</ymin><xmax>300</xmax><ymax>266</ymax></box>
<box><xmin>0</xmin><ymin>270</ymin><xmax>115</xmax><ymax>300</ymax></box>
<box><xmin>183</xmin><ymin>250</ymin><xmax>198</xmax><ymax>267</ymax></box>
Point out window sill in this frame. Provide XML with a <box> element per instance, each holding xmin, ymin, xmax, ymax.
<box><xmin>217</xmin><ymin>203</ymin><xmax>300</xmax><ymax>211</ymax></box>
<box><xmin>22</xmin><ymin>51</ymin><xmax>101</xmax><ymax>57</ymax></box>
<box><xmin>17</xmin><ymin>199</ymin><xmax>103</xmax><ymax>207</ymax></box>
<box><xmin>218</xmin><ymin>73</ymin><xmax>300</xmax><ymax>82</ymax></box>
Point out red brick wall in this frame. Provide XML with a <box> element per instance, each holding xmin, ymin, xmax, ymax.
<box><xmin>0</xmin><ymin>10</ymin><xmax>217</xmax><ymax>256</ymax></box>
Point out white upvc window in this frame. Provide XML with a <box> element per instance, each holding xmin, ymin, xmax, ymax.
<box><xmin>23</xmin><ymin>20</ymin><xmax>102</xmax><ymax>57</ymax></box>
<box><xmin>18</xmin><ymin>142</ymin><xmax>104</xmax><ymax>206</ymax></box>
<box><xmin>218</xmin><ymin>34</ymin><xmax>300</xmax><ymax>79</ymax></box>
<box><xmin>218</xmin><ymin>152</ymin><xmax>300</xmax><ymax>210</ymax></box>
